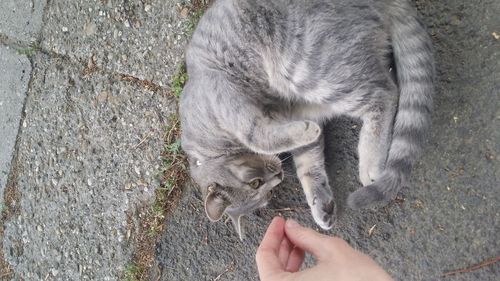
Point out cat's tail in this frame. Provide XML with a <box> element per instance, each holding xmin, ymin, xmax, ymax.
<box><xmin>348</xmin><ymin>0</ymin><xmax>435</xmax><ymax>209</ymax></box>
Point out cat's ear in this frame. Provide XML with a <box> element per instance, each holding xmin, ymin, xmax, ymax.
<box><xmin>204</xmin><ymin>184</ymin><xmax>231</xmax><ymax>222</ymax></box>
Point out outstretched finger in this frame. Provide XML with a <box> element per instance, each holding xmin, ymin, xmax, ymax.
<box><xmin>256</xmin><ymin>217</ymin><xmax>287</xmax><ymax>277</ymax></box>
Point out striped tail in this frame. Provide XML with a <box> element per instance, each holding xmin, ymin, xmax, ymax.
<box><xmin>348</xmin><ymin>0</ymin><xmax>435</xmax><ymax>209</ymax></box>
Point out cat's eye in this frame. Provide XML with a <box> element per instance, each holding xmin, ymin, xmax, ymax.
<box><xmin>249</xmin><ymin>178</ymin><xmax>263</xmax><ymax>189</ymax></box>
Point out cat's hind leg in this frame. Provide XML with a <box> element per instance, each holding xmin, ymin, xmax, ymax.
<box><xmin>357</xmin><ymin>92</ymin><xmax>398</xmax><ymax>187</ymax></box>
<box><xmin>292</xmin><ymin>133</ymin><xmax>335</xmax><ymax>230</ymax></box>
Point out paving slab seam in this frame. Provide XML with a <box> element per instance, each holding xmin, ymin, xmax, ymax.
<box><xmin>0</xmin><ymin>1</ymin><xmax>177</xmax><ymax>93</ymax></box>
<box><xmin>0</xmin><ymin>45</ymin><xmax>38</xmax><ymax>281</ymax></box>
<box><xmin>0</xmin><ymin>36</ymin><xmax>177</xmax><ymax>102</ymax></box>
<box><xmin>0</xmin><ymin>0</ymin><xmax>48</xmax><ymax>277</ymax></box>
<box><xmin>25</xmin><ymin>0</ymin><xmax>180</xmax><ymax>90</ymax></box>
<box><xmin>0</xmin><ymin>34</ymin><xmax>36</xmax><ymax>51</ymax></box>
<box><xmin>0</xmin><ymin>0</ymin><xmax>50</xmax><ymax>227</ymax></box>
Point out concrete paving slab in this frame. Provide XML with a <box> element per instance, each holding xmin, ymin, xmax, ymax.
<box><xmin>0</xmin><ymin>46</ymin><xmax>31</xmax><ymax>207</ymax></box>
<box><xmin>0</xmin><ymin>0</ymin><xmax>47</xmax><ymax>43</ymax></box>
<box><xmin>2</xmin><ymin>53</ymin><xmax>173</xmax><ymax>280</ymax></box>
<box><xmin>156</xmin><ymin>1</ymin><xmax>500</xmax><ymax>280</ymax></box>
<box><xmin>41</xmin><ymin>0</ymin><xmax>193</xmax><ymax>87</ymax></box>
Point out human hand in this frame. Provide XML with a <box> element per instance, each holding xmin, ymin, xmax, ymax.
<box><xmin>256</xmin><ymin>217</ymin><xmax>394</xmax><ymax>281</ymax></box>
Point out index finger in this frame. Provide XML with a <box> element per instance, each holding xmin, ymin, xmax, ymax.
<box><xmin>256</xmin><ymin>217</ymin><xmax>287</xmax><ymax>278</ymax></box>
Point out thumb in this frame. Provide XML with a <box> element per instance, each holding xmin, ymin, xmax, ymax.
<box><xmin>284</xmin><ymin>219</ymin><xmax>331</xmax><ymax>260</ymax></box>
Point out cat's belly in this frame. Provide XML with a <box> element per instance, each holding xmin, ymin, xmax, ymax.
<box><xmin>292</xmin><ymin>100</ymin><xmax>359</xmax><ymax>122</ymax></box>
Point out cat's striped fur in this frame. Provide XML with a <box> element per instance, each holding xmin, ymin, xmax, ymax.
<box><xmin>348</xmin><ymin>0</ymin><xmax>435</xmax><ymax>208</ymax></box>
<box><xmin>180</xmin><ymin>0</ymin><xmax>434</xmax><ymax>235</ymax></box>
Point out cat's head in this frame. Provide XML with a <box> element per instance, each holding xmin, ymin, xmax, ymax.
<box><xmin>189</xmin><ymin>153</ymin><xmax>283</xmax><ymax>239</ymax></box>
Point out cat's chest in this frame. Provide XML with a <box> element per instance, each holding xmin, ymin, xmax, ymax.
<box><xmin>265</xmin><ymin>100</ymin><xmax>354</xmax><ymax>124</ymax></box>
<box><xmin>292</xmin><ymin>102</ymin><xmax>356</xmax><ymax>121</ymax></box>
<box><xmin>262</xmin><ymin>52</ymin><xmax>353</xmax><ymax>105</ymax></box>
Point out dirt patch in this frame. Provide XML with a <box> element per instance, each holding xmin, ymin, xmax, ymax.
<box><xmin>0</xmin><ymin>151</ymin><xmax>22</xmax><ymax>280</ymax></box>
<box><xmin>125</xmin><ymin>113</ymin><xmax>189</xmax><ymax>280</ymax></box>
<box><xmin>119</xmin><ymin>74</ymin><xmax>163</xmax><ymax>93</ymax></box>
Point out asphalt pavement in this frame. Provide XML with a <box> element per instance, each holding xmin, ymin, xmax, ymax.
<box><xmin>155</xmin><ymin>1</ymin><xmax>500</xmax><ymax>280</ymax></box>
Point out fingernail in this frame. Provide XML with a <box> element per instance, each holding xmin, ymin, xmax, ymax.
<box><xmin>286</xmin><ymin>219</ymin><xmax>300</xmax><ymax>228</ymax></box>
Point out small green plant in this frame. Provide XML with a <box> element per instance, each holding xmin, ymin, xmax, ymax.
<box><xmin>123</xmin><ymin>263</ymin><xmax>143</xmax><ymax>281</ymax></box>
<box><xmin>186</xmin><ymin>0</ymin><xmax>210</xmax><ymax>35</ymax></box>
<box><xmin>171</xmin><ymin>67</ymin><xmax>188</xmax><ymax>98</ymax></box>
<box><xmin>187</xmin><ymin>8</ymin><xmax>206</xmax><ymax>35</ymax></box>
<box><xmin>166</xmin><ymin>139</ymin><xmax>182</xmax><ymax>154</ymax></box>
<box><xmin>161</xmin><ymin>114</ymin><xmax>187</xmax><ymax>193</ymax></box>
<box><xmin>16</xmin><ymin>44</ymin><xmax>41</xmax><ymax>56</ymax></box>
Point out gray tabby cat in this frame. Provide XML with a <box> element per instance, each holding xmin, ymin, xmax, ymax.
<box><xmin>180</xmin><ymin>0</ymin><xmax>434</xmax><ymax>239</ymax></box>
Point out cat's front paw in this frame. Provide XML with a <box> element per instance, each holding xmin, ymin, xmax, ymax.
<box><xmin>311</xmin><ymin>196</ymin><xmax>335</xmax><ymax>230</ymax></box>
<box><xmin>296</xmin><ymin>121</ymin><xmax>321</xmax><ymax>146</ymax></box>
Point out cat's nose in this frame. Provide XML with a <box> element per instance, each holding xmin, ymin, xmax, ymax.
<box><xmin>266</xmin><ymin>190</ymin><xmax>273</xmax><ymax>200</ymax></box>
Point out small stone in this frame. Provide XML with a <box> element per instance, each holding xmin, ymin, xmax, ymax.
<box><xmin>144</xmin><ymin>4</ymin><xmax>152</xmax><ymax>12</ymax></box>
<box><xmin>62</xmin><ymin>26</ymin><xmax>69</xmax><ymax>33</ymax></box>
<box><xmin>51</xmin><ymin>269</ymin><xmax>59</xmax><ymax>277</ymax></box>
<box><xmin>413</xmin><ymin>199</ymin><xmax>424</xmax><ymax>209</ymax></box>
<box><xmin>450</xmin><ymin>15</ymin><xmax>461</xmax><ymax>26</ymax></box>
<box><xmin>84</xmin><ymin>22</ymin><xmax>97</xmax><ymax>36</ymax></box>
<box><xmin>368</xmin><ymin>224</ymin><xmax>376</xmax><ymax>236</ymax></box>
<box><xmin>97</xmin><ymin>91</ymin><xmax>109</xmax><ymax>103</ymax></box>
<box><xmin>180</xmin><ymin>7</ymin><xmax>189</xmax><ymax>18</ymax></box>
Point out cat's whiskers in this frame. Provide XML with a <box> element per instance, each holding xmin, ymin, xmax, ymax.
<box><xmin>279</xmin><ymin>154</ymin><xmax>293</xmax><ymax>163</ymax></box>
<box><xmin>280</xmin><ymin>171</ymin><xmax>297</xmax><ymax>178</ymax></box>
